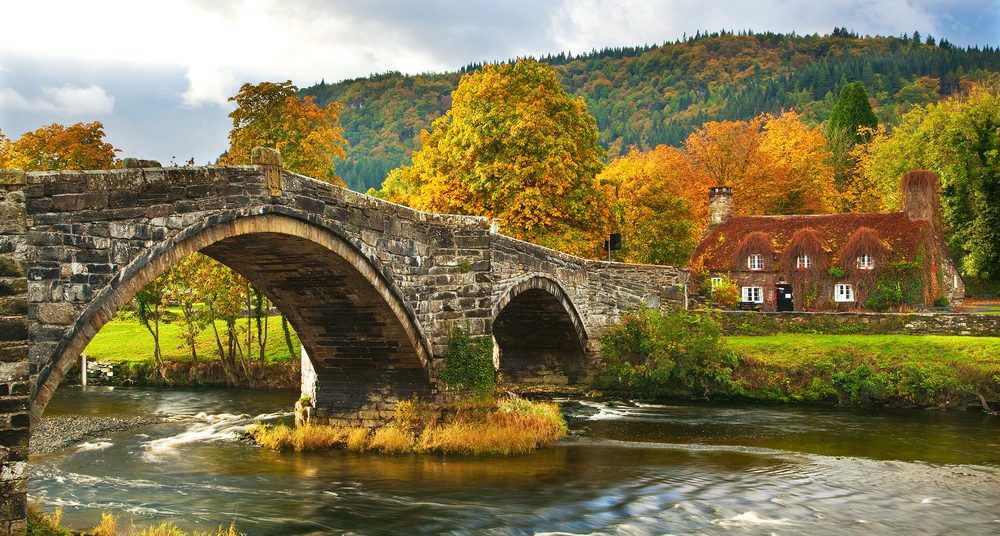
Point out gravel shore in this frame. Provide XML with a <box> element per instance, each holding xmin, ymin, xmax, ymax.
<box><xmin>31</xmin><ymin>416</ymin><xmax>163</xmax><ymax>456</ymax></box>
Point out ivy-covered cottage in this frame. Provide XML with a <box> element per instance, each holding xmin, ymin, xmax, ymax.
<box><xmin>689</xmin><ymin>170</ymin><xmax>964</xmax><ymax>312</ymax></box>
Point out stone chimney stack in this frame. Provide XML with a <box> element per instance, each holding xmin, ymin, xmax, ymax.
<box><xmin>901</xmin><ymin>170</ymin><xmax>940</xmax><ymax>223</ymax></box>
<box><xmin>708</xmin><ymin>186</ymin><xmax>733</xmax><ymax>225</ymax></box>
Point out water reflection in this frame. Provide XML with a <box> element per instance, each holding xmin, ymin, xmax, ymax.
<box><xmin>30</xmin><ymin>388</ymin><xmax>1000</xmax><ymax>535</ymax></box>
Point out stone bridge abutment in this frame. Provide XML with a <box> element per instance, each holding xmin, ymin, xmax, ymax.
<box><xmin>0</xmin><ymin>156</ymin><xmax>687</xmax><ymax>532</ymax></box>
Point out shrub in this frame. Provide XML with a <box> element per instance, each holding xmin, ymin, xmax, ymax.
<box><xmin>600</xmin><ymin>308</ymin><xmax>736</xmax><ymax>396</ymax></box>
<box><xmin>831</xmin><ymin>364</ymin><xmax>888</xmax><ymax>406</ymax></box>
<box><xmin>865</xmin><ymin>278</ymin><xmax>904</xmax><ymax>311</ymax></box>
<box><xmin>439</xmin><ymin>328</ymin><xmax>495</xmax><ymax>396</ymax></box>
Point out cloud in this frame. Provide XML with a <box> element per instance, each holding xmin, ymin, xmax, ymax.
<box><xmin>182</xmin><ymin>65</ymin><xmax>237</xmax><ymax>108</ymax></box>
<box><xmin>0</xmin><ymin>84</ymin><xmax>114</xmax><ymax>114</ymax></box>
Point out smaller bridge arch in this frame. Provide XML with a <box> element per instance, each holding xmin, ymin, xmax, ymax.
<box><xmin>491</xmin><ymin>275</ymin><xmax>589</xmax><ymax>385</ymax></box>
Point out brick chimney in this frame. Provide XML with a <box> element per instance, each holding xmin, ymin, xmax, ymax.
<box><xmin>708</xmin><ymin>186</ymin><xmax>733</xmax><ymax>225</ymax></box>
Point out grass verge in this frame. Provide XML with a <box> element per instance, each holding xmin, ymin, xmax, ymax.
<box><xmin>246</xmin><ymin>394</ymin><xmax>567</xmax><ymax>456</ymax></box>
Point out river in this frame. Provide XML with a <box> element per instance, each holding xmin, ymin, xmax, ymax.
<box><xmin>31</xmin><ymin>387</ymin><xmax>1000</xmax><ymax>534</ymax></box>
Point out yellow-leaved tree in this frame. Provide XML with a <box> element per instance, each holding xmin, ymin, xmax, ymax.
<box><xmin>220</xmin><ymin>81</ymin><xmax>348</xmax><ymax>187</ymax></box>
<box><xmin>598</xmin><ymin>145</ymin><xmax>710</xmax><ymax>265</ymax></box>
<box><xmin>374</xmin><ymin>59</ymin><xmax>609</xmax><ymax>257</ymax></box>
<box><xmin>685</xmin><ymin>112</ymin><xmax>835</xmax><ymax>215</ymax></box>
<box><xmin>0</xmin><ymin>121</ymin><xmax>119</xmax><ymax>171</ymax></box>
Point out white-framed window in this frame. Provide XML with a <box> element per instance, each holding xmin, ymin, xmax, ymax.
<box><xmin>710</xmin><ymin>277</ymin><xmax>723</xmax><ymax>289</ymax></box>
<box><xmin>834</xmin><ymin>283</ymin><xmax>855</xmax><ymax>302</ymax></box>
<box><xmin>856</xmin><ymin>255</ymin><xmax>875</xmax><ymax>270</ymax></box>
<box><xmin>747</xmin><ymin>254</ymin><xmax>764</xmax><ymax>271</ymax></box>
<box><xmin>796</xmin><ymin>255</ymin><xmax>811</xmax><ymax>269</ymax></box>
<box><xmin>742</xmin><ymin>286</ymin><xmax>763</xmax><ymax>303</ymax></box>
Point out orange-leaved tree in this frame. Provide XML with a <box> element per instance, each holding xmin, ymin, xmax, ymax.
<box><xmin>374</xmin><ymin>59</ymin><xmax>609</xmax><ymax>257</ymax></box>
<box><xmin>0</xmin><ymin>121</ymin><xmax>119</xmax><ymax>171</ymax></box>
<box><xmin>598</xmin><ymin>145</ymin><xmax>710</xmax><ymax>265</ymax></box>
<box><xmin>220</xmin><ymin>81</ymin><xmax>348</xmax><ymax>187</ymax></box>
<box><xmin>685</xmin><ymin>112</ymin><xmax>835</xmax><ymax>215</ymax></box>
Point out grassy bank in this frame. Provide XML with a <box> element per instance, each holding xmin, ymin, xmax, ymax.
<box><xmin>247</xmin><ymin>394</ymin><xmax>568</xmax><ymax>456</ymax></box>
<box><xmin>84</xmin><ymin>312</ymin><xmax>300</xmax><ymax>364</ymax></box>
<box><xmin>599</xmin><ymin>308</ymin><xmax>1000</xmax><ymax>410</ymax></box>
<box><xmin>726</xmin><ymin>334</ymin><xmax>1000</xmax><ymax>407</ymax></box>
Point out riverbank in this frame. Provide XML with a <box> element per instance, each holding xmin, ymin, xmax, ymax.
<box><xmin>596</xmin><ymin>309</ymin><xmax>1000</xmax><ymax>411</ymax></box>
<box><xmin>725</xmin><ymin>334</ymin><xmax>1000</xmax><ymax>409</ymax></box>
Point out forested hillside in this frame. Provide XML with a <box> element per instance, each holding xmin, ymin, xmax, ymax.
<box><xmin>301</xmin><ymin>30</ymin><xmax>1000</xmax><ymax>192</ymax></box>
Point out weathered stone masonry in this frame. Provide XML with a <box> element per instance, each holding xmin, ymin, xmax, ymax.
<box><xmin>0</xmin><ymin>170</ymin><xmax>30</xmax><ymax>536</ymax></box>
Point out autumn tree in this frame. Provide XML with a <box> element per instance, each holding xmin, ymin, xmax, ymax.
<box><xmin>853</xmin><ymin>86</ymin><xmax>1000</xmax><ymax>283</ymax></box>
<box><xmin>759</xmin><ymin>111</ymin><xmax>836</xmax><ymax>214</ymax></box>
<box><xmin>0</xmin><ymin>121</ymin><xmax>118</xmax><ymax>171</ymax></box>
<box><xmin>221</xmin><ymin>81</ymin><xmax>348</xmax><ymax>187</ymax></box>
<box><xmin>685</xmin><ymin>112</ymin><xmax>835</xmax><ymax>215</ymax></box>
<box><xmin>374</xmin><ymin>59</ymin><xmax>609</xmax><ymax>257</ymax></box>
<box><xmin>598</xmin><ymin>146</ymin><xmax>710</xmax><ymax>264</ymax></box>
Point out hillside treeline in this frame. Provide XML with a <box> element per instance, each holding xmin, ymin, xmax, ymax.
<box><xmin>302</xmin><ymin>30</ymin><xmax>1000</xmax><ymax>191</ymax></box>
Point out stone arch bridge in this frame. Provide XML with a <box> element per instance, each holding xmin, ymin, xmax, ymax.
<box><xmin>0</xmin><ymin>154</ymin><xmax>685</xmax><ymax>531</ymax></box>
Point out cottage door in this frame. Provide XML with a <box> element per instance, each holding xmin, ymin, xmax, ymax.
<box><xmin>776</xmin><ymin>284</ymin><xmax>794</xmax><ymax>312</ymax></box>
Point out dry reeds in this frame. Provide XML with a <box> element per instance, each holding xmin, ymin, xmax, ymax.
<box><xmin>733</xmin><ymin>231</ymin><xmax>774</xmax><ymax>270</ymax></box>
<box><xmin>780</xmin><ymin>227</ymin><xmax>829</xmax><ymax>273</ymax></box>
<box><xmin>245</xmin><ymin>394</ymin><xmax>567</xmax><ymax>456</ymax></box>
<box><xmin>838</xmin><ymin>227</ymin><xmax>886</xmax><ymax>274</ymax></box>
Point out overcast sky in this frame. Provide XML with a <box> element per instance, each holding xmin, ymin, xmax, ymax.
<box><xmin>1</xmin><ymin>0</ymin><xmax>997</xmax><ymax>165</ymax></box>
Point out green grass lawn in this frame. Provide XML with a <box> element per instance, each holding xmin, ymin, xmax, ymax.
<box><xmin>727</xmin><ymin>334</ymin><xmax>1000</xmax><ymax>367</ymax></box>
<box><xmin>84</xmin><ymin>314</ymin><xmax>300</xmax><ymax>364</ymax></box>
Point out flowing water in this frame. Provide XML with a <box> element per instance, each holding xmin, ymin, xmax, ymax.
<box><xmin>31</xmin><ymin>387</ymin><xmax>1000</xmax><ymax>535</ymax></box>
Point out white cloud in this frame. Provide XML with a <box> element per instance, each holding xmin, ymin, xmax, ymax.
<box><xmin>182</xmin><ymin>66</ymin><xmax>237</xmax><ymax>108</ymax></box>
<box><xmin>0</xmin><ymin>84</ymin><xmax>114</xmax><ymax>114</ymax></box>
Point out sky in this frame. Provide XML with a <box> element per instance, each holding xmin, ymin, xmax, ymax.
<box><xmin>1</xmin><ymin>0</ymin><xmax>997</xmax><ymax>165</ymax></box>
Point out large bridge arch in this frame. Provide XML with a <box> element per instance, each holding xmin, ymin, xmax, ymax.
<box><xmin>31</xmin><ymin>211</ymin><xmax>434</xmax><ymax>424</ymax></box>
<box><xmin>491</xmin><ymin>275</ymin><xmax>589</xmax><ymax>385</ymax></box>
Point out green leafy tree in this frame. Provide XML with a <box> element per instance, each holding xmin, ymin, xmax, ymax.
<box><xmin>134</xmin><ymin>275</ymin><xmax>168</xmax><ymax>379</ymax></box>
<box><xmin>221</xmin><ymin>80</ymin><xmax>348</xmax><ymax>187</ymax></box>
<box><xmin>374</xmin><ymin>59</ymin><xmax>609</xmax><ymax>257</ymax></box>
<box><xmin>853</xmin><ymin>86</ymin><xmax>1000</xmax><ymax>283</ymax></box>
<box><xmin>827</xmin><ymin>82</ymin><xmax>879</xmax><ymax>198</ymax></box>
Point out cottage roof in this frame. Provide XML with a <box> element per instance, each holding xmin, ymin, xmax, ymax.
<box><xmin>690</xmin><ymin>211</ymin><xmax>928</xmax><ymax>272</ymax></box>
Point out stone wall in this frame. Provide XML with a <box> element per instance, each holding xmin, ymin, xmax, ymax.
<box><xmin>720</xmin><ymin>310</ymin><xmax>1000</xmax><ymax>337</ymax></box>
<box><xmin>0</xmin><ymin>170</ymin><xmax>30</xmax><ymax>535</ymax></box>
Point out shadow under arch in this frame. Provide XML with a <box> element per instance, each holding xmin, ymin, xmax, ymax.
<box><xmin>31</xmin><ymin>213</ymin><xmax>433</xmax><ymax>423</ymax></box>
<box><xmin>491</xmin><ymin>275</ymin><xmax>589</xmax><ymax>385</ymax></box>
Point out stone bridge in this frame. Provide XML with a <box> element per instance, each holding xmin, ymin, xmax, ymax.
<box><xmin>0</xmin><ymin>153</ymin><xmax>686</xmax><ymax>532</ymax></box>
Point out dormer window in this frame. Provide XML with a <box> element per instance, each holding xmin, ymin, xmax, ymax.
<box><xmin>796</xmin><ymin>255</ymin><xmax>811</xmax><ymax>269</ymax></box>
<box><xmin>857</xmin><ymin>255</ymin><xmax>875</xmax><ymax>270</ymax></box>
<box><xmin>747</xmin><ymin>254</ymin><xmax>763</xmax><ymax>271</ymax></box>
